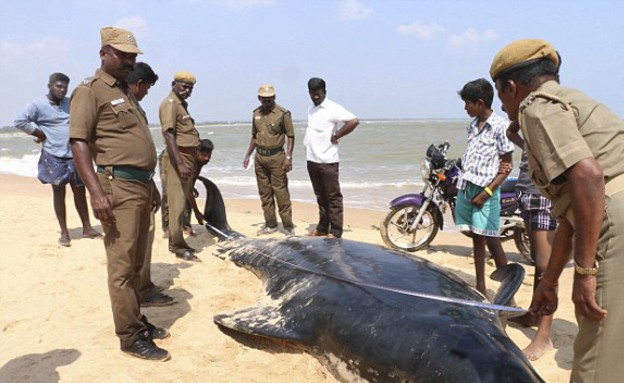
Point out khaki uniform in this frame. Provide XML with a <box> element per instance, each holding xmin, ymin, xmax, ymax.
<box><xmin>520</xmin><ymin>80</ymin><xmax>624</xmax><ymax>383</ymax></box>
<box><xmin>159</xmin><ymin>91</ymin><xmax>199</xmax><ymax>252</ymax></box>
<box><xmin>252</xmin><ymin>104</ymin><xmax>294</xmax><ymax>229</ymax></box>
<box><xmin>70</xmin><ymin>69</ymin><xmax>157</xmax><ymax>348</ymax></box>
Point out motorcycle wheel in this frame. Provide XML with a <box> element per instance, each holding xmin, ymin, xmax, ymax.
<box><xmin>513</xmin><ymin>227</ymin><xmax>533</xmax><ymax>265</ymax></box>
<box><xmin>380</xmin><ymin>205</ymin><xmax>439</xmax><ymax>252</ymax></box>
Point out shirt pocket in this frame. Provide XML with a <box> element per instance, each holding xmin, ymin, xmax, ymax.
<box><xmin>111</xmin><ymin>102</ymin><xmax>139</xmax><ymax>129</ymax></box>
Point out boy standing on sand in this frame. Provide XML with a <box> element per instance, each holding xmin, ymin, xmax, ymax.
<box><xmin>455</xmin><ymin>78</ymin><xmax>514</xmax><ymax>297</ymax></box>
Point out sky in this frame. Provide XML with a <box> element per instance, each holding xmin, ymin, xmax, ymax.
<box><xmin>1</xmin><ymin>0</ymin><xmax>623</xmax><ymax>127</ymax></box>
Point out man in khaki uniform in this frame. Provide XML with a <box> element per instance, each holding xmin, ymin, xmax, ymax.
<box><xmin>70</xmin><ymin>27</ymin><xmax>170</xmax><ymax>361</ymax></box>
<box><xmin>159</xmin><ymin>72</ymin><xmax>200</xmax><ymax>261</ymax></box>
<box><xmin>243</xmin><ymin>85</ymin><xmax>295</xmax><ymax>236</ymax></box>
<box><xmin>491</xmin><ymin>39</ymin><xmax>624</xmax><ymax>382</ymax></box>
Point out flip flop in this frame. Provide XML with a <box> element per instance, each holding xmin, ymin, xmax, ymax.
<box><xmin>307</xmin><ymin>230</ymin><xmax>328</xmax><ymax>237</ymax></box>
<box><xmin>82</xmin><ymin>232</ymin><xmax>103</xmax><ymax>239</ymax></box>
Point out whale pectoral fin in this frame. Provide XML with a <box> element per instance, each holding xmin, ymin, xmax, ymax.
<box><xmin>490</xmin><ymin>263</ymin><xmax>525</xmax><ymax>307</ymax></box>
<box><xmin>214</xmin><ymin>306</ymin><xmax>309</xmax><ymax>343</ymax></box>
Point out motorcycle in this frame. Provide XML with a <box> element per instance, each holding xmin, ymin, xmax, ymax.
<box><xmin>380</xmin><ymin>142</ymin><xmax>532</xmax><ymax>263</ymax></box>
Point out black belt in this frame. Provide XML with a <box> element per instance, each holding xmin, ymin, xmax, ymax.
<box><xmin>97</xmin><ymin>165</ymin><xmax>154</xmax><ymax>183</ymax></box>
<box><xmin>256</xmin><ymin>146</ymin><xmax>283</xmax><ymax>156</ymax></box>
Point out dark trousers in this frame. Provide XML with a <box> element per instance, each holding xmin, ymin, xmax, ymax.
<box><xmin>307</xmin><ymin>161</ymin><xmax>343</xmax><ymax>237</ymax></box>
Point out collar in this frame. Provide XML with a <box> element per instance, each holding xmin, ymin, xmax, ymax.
<box><xmin>95</xmin><ymin>68</ymin><xmax>125</xmax><ymax>88</ymax></box>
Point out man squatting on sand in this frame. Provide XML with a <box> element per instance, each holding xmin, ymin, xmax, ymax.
<box><xmin>70</xmin><ymin>27</ymin><xmax>171</xmax><ymax>361</ymax></box>
<box><xmin>491</xmin><ymin>38</ymin><xmax>624</xmax><ymax>382</ymax></box>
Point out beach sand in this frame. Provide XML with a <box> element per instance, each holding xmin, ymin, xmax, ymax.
<box><xmin>0</xmin><ymin>174</ymin><xmax>577</xmax><ymax>382</ymax></box>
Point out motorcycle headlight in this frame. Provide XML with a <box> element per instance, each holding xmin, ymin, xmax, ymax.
<box><xmin>420</xmin><ymin>158</ymin><xmax>431</xmax><ymax>182</ymax></box>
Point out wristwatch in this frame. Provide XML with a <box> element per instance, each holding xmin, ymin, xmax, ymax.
<box><xmin>574</xmin><ymin>261</ymin><xmax>599</xmax><ymax>276</ymax></box>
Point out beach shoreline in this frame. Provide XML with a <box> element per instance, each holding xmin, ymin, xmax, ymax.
<box><xmin>0</xmin><ymin>173</ymin><xmax>576</xmax><ymax>382</ymax></box>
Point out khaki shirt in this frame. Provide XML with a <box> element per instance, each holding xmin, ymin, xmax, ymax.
<box><xmin>69</xmin><ymin>69</ymin><xmax>157</xmax><ymax>171</ymax></box>
<box><xmin>519</xmin><ymin>80</ymin><xmax>624</xmax><ymax>220</ymax></box>
<box><xmin>252</xmin><ymin>104</ymin><xmax>294</xmax><ymax>149</ymax></box>
<box><xmin>159</xmin><ymin>91</ymin><xmax>200</xmax><ymax>148</ymax></box>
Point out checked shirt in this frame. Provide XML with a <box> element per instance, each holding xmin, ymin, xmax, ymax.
<box><xmin>457</xmin><ymin>112</ymin><xmax>513</xmax><ymax>189</ymax></box>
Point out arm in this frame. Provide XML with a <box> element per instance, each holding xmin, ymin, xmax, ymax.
<box><xmin>150</xmin><ymin>180</ymin><xmax>161</xmax><ymax>213</ymax></box>
<box><xmin>163</xmin><ymin>129</ymin><xmax>192</xmax><ymax>181</ymax></box>
<box><xmin>187</xmin><ymin>187</ymin><xmax>203</xmax><ymax>225</ymax></box>
<box><xmin>331</xmin><ymin>118</ymin><xmax>359</xmax><ymax>144</ymax></box>
<box><xmin>14</xmin><ymin>102</ymin><xmax>47</xmax><ymax>143</ymax></box>
<box><xmin>529</xmin><ymin>217</ymin><xmax>574</xmax><ymax>316</ymax></box>
<box><xmin>243</xmin><ymin>136</ymin><xmax>257</xmax><ymax>169</ymax></box>
<box><xmin>505</xmin><ymin>120</ymin><xmax>524</xmax><ymax>148</ymax></box>
<box><xmin>471</xmin><ymin>151</ymin><xmax>513</xmax><ymax>208</ymax></box>
<box><xmin>71</xmin><ymin>139</ymin><xmax>115</xmax><ymax>223</ymax></box>
<box><xmin>283</xmin><ymin>135</ymin><xmax>294</xmax><ymax>173</ymax></box>
<box><xmin>566</xmin><ymin>157</ymin><xmax>608</xmax><ymax>321</ymax></box>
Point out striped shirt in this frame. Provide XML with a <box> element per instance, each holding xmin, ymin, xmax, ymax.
<box><xmin>457</xmin><ymin>112</ymin><xmax>513</xmax><ymax>189</ymax></box>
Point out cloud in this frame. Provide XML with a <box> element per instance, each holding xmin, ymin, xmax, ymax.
<box><xmin>0</xmin><ymin>37</ymin><xmax>70</xmax><ymax>63</ymax></box>
<box><xmin>114</xmin><ymin>16</ymin><xmax>149</xmax><ymax>38</ymax></box>
<box><xmin>197</xmin><ymin>0</ymin><xmax>276</xmax><ymax>9</ymax></box>
<box><xmin>448</xmin><ymin>28</ymin><xmax>498</xmax><ymax>48</ymax></box>
<box><xmin>338</xmin><ymin>0</ymin><xmax>372</xmax><ymax>20</ymax></box>
<box><xmin>397</xmin><ymin>21</ymin><xmax>447</xmax><ymax>41</ymax></box>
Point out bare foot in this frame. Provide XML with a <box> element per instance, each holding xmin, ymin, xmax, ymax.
<box><xmin>58</xmin><ymin>233</ymin><xmax>71</xmax><ymax>247</ymax></box>
<box><xmin>82</xmin><ymin>228</ymin><xmax>103</xmax><ymax>238</ymax></box>
<box><xmin>183</xmin><ymin>227</ymin><xmax>196</xmax><ymax>236</ymax></box>
<box><xmin>523</xmin><ymin>338</ymin><xmax>553</xmax><ymax>361</ymax></box>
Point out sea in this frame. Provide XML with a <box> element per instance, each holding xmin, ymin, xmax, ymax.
<box><xmin>0</xmin><ymin>119</ymin><xmax>486</xmax><ymax>212</ymax></box>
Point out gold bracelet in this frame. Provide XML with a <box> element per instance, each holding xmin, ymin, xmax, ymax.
<box><xmin>484</xmin><ymin>186</ymin><xmax>494</xmax><ymax>197</ymax></box>
<box><xmin>574</xmin><ymin>261</ymin><xmax>599</xmax><ymax>276</ymax></box>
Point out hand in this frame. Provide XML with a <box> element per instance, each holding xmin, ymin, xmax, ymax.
<box><xmin>178</xmin><ymin>162</ymin><xmax>192</xmax><ymax>181</ymax></box>
<box><xmin>90</xmin><ymin>191</ymin><xmax>115</xmax><ymax>224</ymax></box>
<box><xmin>470</xmin><ymin>191</ymin><xmax>488</xmax><ymax>208</ymax></box>
<box><xmin>331</xmin><ymin>133</ymin><xmax>340</xmax><ymax>145</ymax></box>
<box><xmin>150</xmin><ymin>184</ymin><xmax>161</xmax><ymax>213</ymax></box>
<box><xmin>572</xmin><ymin>274</ymin><xmax>608</xmax><ymax>321</ymax></box>
<box><xmin>498</xmin><ymin>161</ymin><xmax>512</xmax><ymax>174</ymax></box>
<box><xmin>243</xmin><ymin>156</ymin><xmax>250</xmax><ymax>169</ymax></box>
<box><xmin>194</xmin><ymin>211</ymin><xmax>204</xmax><ymax>225</ymax></box>
<box><xmin>33</xmin><ymin>129</ymin><xmax>47</xmax><ymax>143</ymax></box>
<box><xmin>283</xmin><ymin>158</ymin><xmax>292</xmax><ymax>173</ymax></box>
<box><xmin>529</xmin><ymin>278</ymin><xmax>559</xmax><ymax>316</ymax></box>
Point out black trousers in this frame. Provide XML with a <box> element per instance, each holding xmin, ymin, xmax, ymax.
<box><xmin>306</xmin><ymin>161</ymin><xmax>343</xmax><ymax>237</ymax></box>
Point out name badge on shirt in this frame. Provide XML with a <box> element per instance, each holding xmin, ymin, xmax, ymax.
<box><xmin>111</xmin><ymin>98</ymin><xmax>125</xmax><ymax>106</ymax></box>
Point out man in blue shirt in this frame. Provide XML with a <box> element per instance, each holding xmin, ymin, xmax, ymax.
<box><xmin>15</xmin><ymin>72</ymin><xmax>101</xmax><ymax>247</ymax></box>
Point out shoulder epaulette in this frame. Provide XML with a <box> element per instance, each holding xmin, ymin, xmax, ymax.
<box><xmin>80</xmin><ymin>76</ymin><xmax>97</xmax><ymax>86</ymax></box>
<box><xmin>521</xmin><ymin>91</ymin><xmax>571</xmax><ymax>111</ymax></box>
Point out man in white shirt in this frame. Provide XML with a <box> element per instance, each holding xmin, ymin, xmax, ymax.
<box><xmin>304</xmin><ymin>77</ymin><xmax>359</xmax><ymax>238</ymax></box>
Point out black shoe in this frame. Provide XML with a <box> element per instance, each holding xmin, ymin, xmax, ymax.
<box><xmin>175</xmin><ymin>249</ymin><xmax>200</xmax><ymax>262</ymax></box>
<box><xmin>121</xmin><ymin>337</ymin><xmax>171</xmax><ymax>361</ymax></box>
<box><xmin>141</xmin><ymin>292</ymin><xmax>176</xmax><ymax>308</ymax></box>
<box><xmin>140</xmin><ymin>317</ymin><xmax>171</xmax><ymax>340</ymax></box>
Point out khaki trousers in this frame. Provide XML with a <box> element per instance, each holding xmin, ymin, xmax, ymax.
<box><xmin>97</xmin><ymin>173</ymin><xmax>151</xmax><ymax>348</ymax></box>
<box><xmin>162</xmin><ymin>151</ymin><xmax>196</xmax><ymax>252</ymax></box>
<box><xmin>254</xmin><ymin>152</ymin><xmax>293</xmax><ymax>229</ymax></box>
<box><xmin>571</xmin><ymin>190</ymin><xmax>624</xmax><ymax>382</ymax></box>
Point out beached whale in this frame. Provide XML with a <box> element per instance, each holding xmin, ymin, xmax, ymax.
<box><xmin>213</xmin><ymin>237</ymin><xmax>544</xmax><ymax>383</ymax></box>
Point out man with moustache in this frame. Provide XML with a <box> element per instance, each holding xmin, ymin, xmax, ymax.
<box><xmin>304</xmin><ymin>77</ymin><xmax>359</xmax><ymax>238</ymax></box>
<box><xmin>159</xmin><ymin>72</ymin><xmax>200</xmax><ymax>262</ymax></box>
<box><xmin>14</xmin><ymin>72</ymin><xmax>101</xmax><ymax>247</ymax></box>
<box><xmin>243</xmin><ymin>84</ymin><xmax>295</xmax><ymax>236</ymax></box>
<box><xmin>70</xmin><ymin>27</ymin><xmax>171</xmax><ymax>361</ymax></box>
<box><xmin>490</xmin><ymin>39</ymin><xmax>624</xmax><ymax>382</ymax></box>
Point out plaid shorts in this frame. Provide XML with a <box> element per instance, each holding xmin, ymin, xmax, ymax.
<box><xmin>516</xmin><ymin>191</ymin><xmax>556</xmax><ymax>231</ymax></box>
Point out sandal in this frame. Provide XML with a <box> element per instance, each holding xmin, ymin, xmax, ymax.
<box><xmin>307</xmin><ymin>230</ymin><xmax>328</xmax><ymax>237</ymax></box>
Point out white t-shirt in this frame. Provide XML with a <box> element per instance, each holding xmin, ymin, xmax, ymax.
<box><xmin>304</xmin><ymin>98</ymin><xmax>356</xmax><ymax>163</ymax></box>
